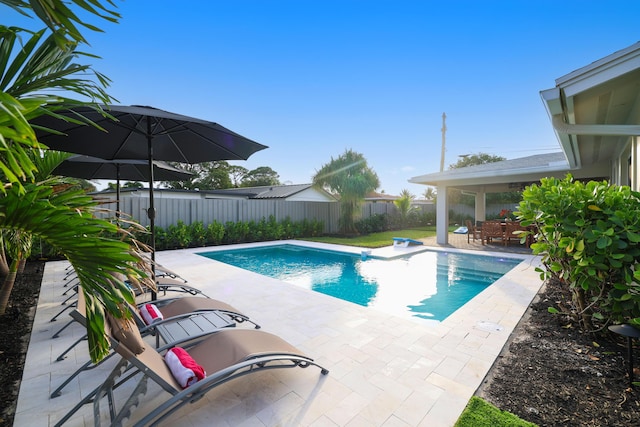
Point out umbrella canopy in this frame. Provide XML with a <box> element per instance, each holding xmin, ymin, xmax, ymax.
<box><xmin>53</xmin><ymin>155</ymin><xmax>194</xmax><ymax>214</ymax></box>
<box><xmin>34</xmin><ymin>105</ymin><xmax>267</xmax><ymax>163</ymax></box>
<box><xmin>33</xmin><ymin>104</ymin><xmax>268</xmax><ymax>282</ymax></box>
<box><xmin>53</xmin><ymin>155</ymin><xmax>194</xmax><ymax>182</ymax></box>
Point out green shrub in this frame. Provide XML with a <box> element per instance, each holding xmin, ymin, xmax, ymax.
<box><xmin>206</xmin><ymin>221</ymin><xmax>225</xmax><ymax>245</ymax></box>
<box><xmin>356</xmin><ymin>214</ymin><xmax>389</xmax><ymax>234</ymax></box>
<box><xmin>518</xmin><ymin>174</ymin><xmax>640</xmax><ymax>330</ymax></box>
<box><xmin>189</xmin><ymin>221</ymin><xmax>207</xmax><ymax>246</ymax></box>
<box><xmin>166</xmin><ymin>220</ymin><xmax>190</xmax><ymax>248</ymax></box>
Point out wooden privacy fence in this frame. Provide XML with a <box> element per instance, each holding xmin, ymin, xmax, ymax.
<box><xmin>95</xmin><ymin>195</ymin><xmax>434</xmax><ymax>234</ymax></box>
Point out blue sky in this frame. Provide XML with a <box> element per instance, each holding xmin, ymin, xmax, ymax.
<box><xmin>10</xmin><ymin>1</ymin><xmax>640</xmax><ymax>195</ymax></box>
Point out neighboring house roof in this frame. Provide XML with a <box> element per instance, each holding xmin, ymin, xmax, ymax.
<box><xmin>206</xmin><ymin>184</ymin><xmax>337</xmax><ymax>202</ymax></box>
<box><xmin>365</xmin><ymin>191</ymin><xmax>399</xmax><ymax>202</ymax></box>
<box><xmin>95</xmin><ymin>184</ymin><xmax>337</xmax><ymax>202</ymax></box>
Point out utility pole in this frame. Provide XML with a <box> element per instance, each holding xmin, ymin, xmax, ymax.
<box><xmin>440</xmin><ymin>112</ymin><xmax>447</xmax><ymax>172</ymax></box>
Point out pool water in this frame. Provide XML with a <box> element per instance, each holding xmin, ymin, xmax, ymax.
<box><xmin>200</xmin><ymin>245</ymin><xmax>522</xmax><ymax>321</ymax></box>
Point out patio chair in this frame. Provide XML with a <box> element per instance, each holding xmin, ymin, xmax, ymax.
<box><xmin>465</xmin><ymin>220</ymin><xmax>481</xmax><ymax>243</ymax></box>
<box><xmin>481</xmin><ymin>220</ymin><xmax>505</xmax><ymax>245</ymax></box>
<box><xmin>503</xmin><ymin>221</ymin><xmax>528</xmax><ymax>246</ymax></box>
<box><xmin>55</xmin><ymin>315</ymin><xmax>329</xmax><ymax>427</ymax></box>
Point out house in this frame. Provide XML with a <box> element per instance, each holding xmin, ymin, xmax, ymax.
<box><xmin>95</xmin><ymin>183</ymin><xmax>337</xmax><ymax>202</ymax></box>
<box><xmin>204</xmin><ymin>184</ymin><xmax>337</xmax><ymax>202</ymax></box>
<box><xmin>410</xmin><ymin>41</ymin><xmax>640</xmax><ymax>244</ymax></box>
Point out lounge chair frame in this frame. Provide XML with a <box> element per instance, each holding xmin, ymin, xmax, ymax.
<box><xmin>55</xmin><ymin>329</ymin><xmax>329</xmax><ymax>427</ymax></box>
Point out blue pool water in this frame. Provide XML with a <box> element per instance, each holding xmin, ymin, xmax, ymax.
<box><xmin>200</xmin><ymin>245</ymin><xmax>522</xmax><ymax>321</ymax></box>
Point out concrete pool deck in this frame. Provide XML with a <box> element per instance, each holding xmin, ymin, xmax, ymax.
<box><xmin>15</xmin><ymin>235</ymin><xmax>543</xmax><ymax>426</ymax></box>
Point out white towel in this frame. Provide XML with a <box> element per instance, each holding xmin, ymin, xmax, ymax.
<box><xmin>165</xmin><ymin>347</ymin><xmax>206</xmax><ymax>388</ymax></box>
<box><xmin>139</xmin><ymin>303</ymin><xmax>164</xmax><ymax>325</ymax></box>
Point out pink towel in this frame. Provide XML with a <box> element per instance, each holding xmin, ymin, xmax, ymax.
<box><xmin>140</xmin><ymin>303</ymin><xmax>164</xmax><ymax>325</ymax></box>
<box><xmin>165</xmin><ymin>347</ymin><xmax>206</xmax><ymax>388</ymax></box>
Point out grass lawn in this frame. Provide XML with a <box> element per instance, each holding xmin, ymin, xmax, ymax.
<box><xmin>455</xmin><ymin>396</ymin><xmax>536</xmax><ymax>426</ymax></box>
<box><xmin>301</xmin><ymin>226</ymin><xmax>439</xmax><ymax>248</ymax></box>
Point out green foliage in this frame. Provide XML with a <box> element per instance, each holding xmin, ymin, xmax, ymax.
<box><xmin>143</xmin><ymin>216</ymin><xmax>325</xmax><ymax>249</ymax></box>
<box><xmin>240</xmin><ymin>166</ymin><xmax>280</xmax><ymax>187</ymax></box>
<box><xmin>165</xmin><ymin>220</ymin><xmax>190</xmax><ymax>248</ymax></box>
<box><xmin>189</xmin><ymin>221</ymin><xmax>207</xmax><ymax>246</ymax></box>
<box><xmin>449</xmin><ymin>152</ymin><xmax>506</xmax><ymax>169</ymax></box>
<box><xmin>313</xmin><ymin>149</ymin><xmax>380</xmax><ymax>234</ymax></box>
<box><xmin>206</xmin><ymin>221</ymin><xmax>225</xmax><ymax>245</ymax></box>
<box><xmin>394</xmin><ymin>189</ymin><xmax>416</xmax><ymax>226</ymax></box>
<box><xmin>455</xmin><ymin>396</ymin><xmax>536</xmax><ymax>427</ymax></box>
<box><xmin>517</xmin><ymin>174</ymin><xmax>640</xmax><ymax>330</ymax></box>
<box><xmin>356</xmin><ymin>214</ymin><xmax>390</xmax><ymax>234</ymax></box>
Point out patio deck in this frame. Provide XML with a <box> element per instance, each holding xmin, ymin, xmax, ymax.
<box><xmin>15</xmin><ymin>234</ymin><xmax>542</xmax><ymax>426</ymax></box>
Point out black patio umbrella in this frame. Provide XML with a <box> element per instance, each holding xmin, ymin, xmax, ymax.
<box><xmin>53</xmin><ymin>155</ymin><xmax>194</xmax><ymax>214</ymax></box>
<box><xmin>33</xmin><ymin>104</ymin><xmax>268</xmax><ymax>280</ymax></box>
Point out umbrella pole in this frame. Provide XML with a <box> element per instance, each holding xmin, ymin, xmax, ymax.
<box><xmin>115</xmin><ymin>164</ymin><xmax>121</xmax><ymax>221</ymax></box>
<box><xmin>147</xmin><ymin>122</ymin><xmax>157</xmax><ymax>300</ymax></box>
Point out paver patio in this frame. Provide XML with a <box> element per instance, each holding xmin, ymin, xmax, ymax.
<box><xmin>15</xmin><ymin>235</ymin><xmax>542</xmax><ymax>426</ymax></box>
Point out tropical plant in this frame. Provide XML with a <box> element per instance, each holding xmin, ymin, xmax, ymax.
<box><xmin>394</xmin><ymin>189</ymin><xmax>417</xmax><ymax>226</ymax></box>
<box><xmin>517</xmin><ymin>174</ymin><xmax>640</xmax><ymax>331</ymax></box>
<box><xmin>0</xmin><ymin>1</ymin><xmax>155</xmax><ymax>362</ymax></box>
<box><xmin>422</xmin><ymin>187</ymin><xmax>436</xmax><ymax>201</ymax></box>
<box><xmin>312</xmin><ymin>149</ymin><xmax>380</xmax><ymax>234</ymax></box>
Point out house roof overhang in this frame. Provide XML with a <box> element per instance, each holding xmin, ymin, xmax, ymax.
<box><xmin>409</xmin><ymin>152</ymin><xmax>608</xmax><ymax>193</ymax></box>
<box><xmin>541</xmin><ymin>41</ymin><xmax>640</xmax><ymax>169</ymax></box>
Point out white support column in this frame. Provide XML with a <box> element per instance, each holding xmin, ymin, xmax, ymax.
<box><xmin>631</xmin><ymin>136</ymin><xmax>639</xmax><ymax>191</ymax></box>
<box><xmin>436</xmin><ymin>184</ymin><xmax>449</xmax><ymax>244</ymax></box>
<box><xmin>474</xmin><ymin>191</ymin><xmax>486</xmax><ymax>223</ymax></box>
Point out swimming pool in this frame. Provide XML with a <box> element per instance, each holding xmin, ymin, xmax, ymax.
<box><xmin>199</xmin><ymin>244</ymin><xmax>523</xmax><ymax>321</ymax></box>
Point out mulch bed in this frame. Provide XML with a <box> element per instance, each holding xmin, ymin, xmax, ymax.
<box><xmin>0</xmin><ymin>261</ymin><xmax>44</xmax><ymax>427</ymax></box>
<box><xmin>477</xmin><ymin>277</ymin><xmax>640</xmax><ymax>426</ymax></box>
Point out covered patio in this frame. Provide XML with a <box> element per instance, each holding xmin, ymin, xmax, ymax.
<box><xmin>410</xmin><ymin>41</ymin><xmax>640</xmax><ymax>245</ymax></box>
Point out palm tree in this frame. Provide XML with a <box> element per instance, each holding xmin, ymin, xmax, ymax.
<box><xmin>394</xmin><ymin>189</ymin><xmax>416</xmax><ymax>226</ymax></box>
<box><xmin>313</xmin><ymin>149</ymin><xmax>380</xmax><ymax>234</ymax></box>
<box><xmin>422</xmin><ymin>187</ymin><xmax>436</xmax><ymax>201</ymax></box>
<box><xmin>0</xmin><ymin>3</ymin><xmax>154</xmax><ymax>362</ymax></box>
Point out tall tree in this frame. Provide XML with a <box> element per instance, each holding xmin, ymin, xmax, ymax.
<box><xmin>163</xmin><ymin>161</ymin><xmax>232</xmax><ymax>190</ymax></box>
<box><xmin>449</xmin><ymin>153</ymin><xmax>506</xmax><ymax>169</ymax></box>
<box><xmin>313</xmin><ymin>149</ymin><xmax>379</xmax><ymax>234</ymax></box>
<box><xmin>422</xmin><ymin>187</ymin><xmax>436</xmax><ymax>201</ymax></box>
<box><xmin>228</xmin><ymin>165</ymin><xmax>249</xmax><ymax>187</ymax></box>
<box><xmin>241</xmin><ymin>166</ymin><xmax>280</xmax><ymax>187</ymax></box>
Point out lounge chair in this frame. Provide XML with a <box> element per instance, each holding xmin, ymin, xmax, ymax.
<box><xmin>51</xmin><ymin>276</ymin><xmax>210</xmax><ymax>339</ymax></box>
<box><xmin>55</xmin><ymin>315</ymin><xmax>328</xmax><ymax>426</ymax></box>
<box><xmin>50</xmin><ymin>289</ymin><xmax>259</xmax><ymax>398</ymax></box>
